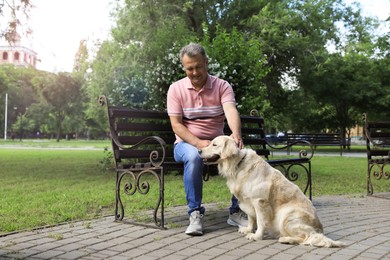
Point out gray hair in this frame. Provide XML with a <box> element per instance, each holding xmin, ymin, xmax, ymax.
<box><xmin>180</xmin><ymin>43</ymin><xmax>207</xmax><ymax>63</ymax></box>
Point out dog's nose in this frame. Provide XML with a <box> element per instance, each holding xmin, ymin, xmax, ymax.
<box><xmin>198</xmin><ymin>149</ymin><xmax>202</xmax><ymax>154</ymax></box>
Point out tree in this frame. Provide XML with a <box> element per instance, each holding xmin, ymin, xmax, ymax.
<box><xmin>0</xmin><ymin>0</ymin><xmax>33</xmax><ymax>42</ymax></box>
<box><xmin>294</xmin><ymin>1</ymin><xmax>388</xmax><ymax>136</ymax></box>
<box><xmin>73</xmin><ymin>39</ymin><xmax>89</xmax><ymax>74</ymax></box>
<box><xmin>39</xmin><ymin>72</ymin><xmax>84</xmax><ymax>141</ymax></box>
<box><xmin>201</xmin><ymin>25</ymin><xmax>269</xmax><ymax>114</ymax></box>
<box><xmin>243</xmin><ymin>0</ymin><xmax>388</xmax><ymax>135</ymax></box>
<box><xmin>86</xmin><ymin>0</ymin><xmax>388</xmax><ymax>137</ymax></box>
<box><xmin>245</xmin><ymin>0</ymin><xmax>345</xmax><ymax>111</ymax></box>
<box><xmin>0</xmin><ymin>64</ymin><xmax>39</xmax><ymax>138</ymax></box>
<box><xmin>299</xmin><ymin>53</ymin><xmax>380</xmax><ymax>135</ymax></box>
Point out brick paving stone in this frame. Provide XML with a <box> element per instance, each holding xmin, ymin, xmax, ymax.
<box><xmin>157</xmin><ymin>254</ymin><xmax>189</xmax><ymax>260</ymax></box>
<box><xmin>108</xmin><ymin>242</ymin><xmax>139</xmax><ymax>252</ymax></box>
<box><xmin>87</xmin><ymin>241</ymin><xmax>120</xmax><ymax>251</ymax></box>
<box><xmin>202</xmin><ymin>246</ymin><xmax>230</xmax><ymax>257</ymax></box>
<box><xmin>93</xmin><ymin>249</ymin><xmax>121</xmax><ymax>257</ymax></box>
<box><xmin>214</xmin><ymin>254</ymin><xmax>243</xmax><ymax>260</ymax></box>
<box><xmin>55</xmin><ymin>242</ymin><xmax>87</xmax><ymax>252</ymax></box>
<box><xmin>164</xmin><ymin>242</ymin><xmax>192</xmax><ymax>252</ymax></box>
<box><xmin>115</xmin><ymin>247</ymin><xmax>150</xmax><ymax>258</ymax></box>
<box><xmin>56</xmin><ymin>250</ymin><xmax>91</xmax><ymax>259</ymax></box>
<box><xmin>138</xmin><ymin>241</ymin><xmax>166</xmax><ymax>251</ymax></box>
<box><xmin>239</xmin><ymin>252</ymin><xmax>271</xmax><ymax>260</ymax></box>
<box><xmin>31</xmin><ymin>249</ymin><xmax>67</xmax><ymax>259</ymax></box>
<box><xmin>174</xmin><ymin>247</ymin><xmax>203</xmax><ymax>256</ymax></box>
<box><xmin>145</xmin><ymin>248</ymin><xmax>177</xmax><ymax>258</ymax></box>
<box><xmin>297</xmin><ymin>254</ymin><xmax>325</xmax><ymax>260</ymax></box>
<box><xmin>222</xmin><ymin>247</ymin><xmax>252</xmax><ymax>257</ymax></box>
<box><xmin>28</xmin><ymin>241</ymin><xmax>63</xmax><ymax>252</ymax></box>
<box><xmin>76</xmin><ymin>237</ymin><xmax>108</xmax><ymax>246</ymax></box>
<box><xmin>2</xmin><ymin>248</ymin><xmax>41</xmax><ymax>259</ymax></box>
<box><xmin>104</xmin><ymin>255</ymin><xmax>129</xmax><ymax>260</ymax></box>
<box><xmin>134</xmin><ymin>255</ymin><xmax>159</xmax><ymax>260</ymax></box>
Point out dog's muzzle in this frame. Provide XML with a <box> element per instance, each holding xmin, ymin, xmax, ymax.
<box><xmin>199</xmin><ymin>150</ymin><xmax>220</xmax><ymax>162</ymax></box>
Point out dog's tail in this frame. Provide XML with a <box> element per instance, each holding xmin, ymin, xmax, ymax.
<box><xmin>302</xmin><ymin>233</ymin><xmax>345</xmax><ymax>248</ymax></box>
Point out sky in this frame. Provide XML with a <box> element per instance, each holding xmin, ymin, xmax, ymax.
<box><xmin>28</xmin><ymin>0</ymin><xmax>114</xmax><ymax>72</ymax></box>
<box><xmin>24</xmin><ymin>0</ymin><xmax>390</xmax><ymax>73</ymax></box>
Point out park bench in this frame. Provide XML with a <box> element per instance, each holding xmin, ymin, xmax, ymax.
<box><xmin>98</xmin><ymin>95</ymin><xmax>314</xmax><ymax>229</ymax></box>
<box><xmin>363</xmin><ymin>113</ymin><xmax>390</xmax><ymax>195</ymax></box>
<box><xmin>285</xmin><ymin>133</ymin><xmax>351</xmax><ymax>156</ymax></box>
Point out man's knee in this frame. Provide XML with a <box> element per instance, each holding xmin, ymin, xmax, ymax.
<box><xmin>188</xmin><ymin>153</ymin><xmax>203</xmax><ymax>165</ymax></box>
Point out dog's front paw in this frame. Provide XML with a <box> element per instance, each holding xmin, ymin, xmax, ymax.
<box><xmin>239</xmin><ymin>226</ymin><xmax>252</xmax><ymax>234</ymax></box>
<box><xmin>246</xmin><ymin>232</ymin><xmax>263</xmax><ymax>241</ymax></box>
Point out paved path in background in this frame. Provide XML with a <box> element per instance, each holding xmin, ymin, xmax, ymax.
<box><xmin>1</xmin><ymin>194</ymin><xmax>390</xmax><ymax>260</ymax></box>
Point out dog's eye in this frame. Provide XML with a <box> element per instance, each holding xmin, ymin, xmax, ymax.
<box><xmin>212</xmin><ymin>143</ymin><xmax>217</xmax><ymax>146</ymax></box>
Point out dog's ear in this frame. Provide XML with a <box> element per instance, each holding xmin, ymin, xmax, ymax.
<box><xmin>220</xmin><ymin>137</ymin><xmax>239</xmax><ymax>159</ymax></box>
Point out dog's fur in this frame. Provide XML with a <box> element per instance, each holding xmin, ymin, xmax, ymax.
<box><xmin>199</xmin><ymin>136</ymin><xmax>345</xmax><ymax>247</ymax></box>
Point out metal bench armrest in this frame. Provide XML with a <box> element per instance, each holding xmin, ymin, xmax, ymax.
<box><xmin>266</xmin><ymin>140</ymin><xmax>315</xmax><ymax>160</ymax></box>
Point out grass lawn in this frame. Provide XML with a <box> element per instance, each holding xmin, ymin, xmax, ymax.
<box><xmin>0</xmin><ymin>140</ymin><xmax>388</xmax><ymax>235</ymax></box>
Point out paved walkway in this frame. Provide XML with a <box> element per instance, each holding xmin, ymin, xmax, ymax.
<box><xmin>1</xmin><ymin>194</ymin><xmax>390</xmax><ymax>260</ymax></box>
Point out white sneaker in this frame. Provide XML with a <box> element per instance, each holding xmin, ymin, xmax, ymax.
<box><xmin>227</xmin><ymin>211</ymin><xmax>248</xmax><ymax>227</ymax></box>
<box><xmin>185</xmin><ymin>211</ymin><xmax>204</xmax><ymax>236</ymax></box>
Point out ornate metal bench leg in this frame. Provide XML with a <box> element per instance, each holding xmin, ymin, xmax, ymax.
<box><xmin>153</xmin><ymin>168</ymin><xmax>165</xmax><ymax>229</ymax></box>
<box><xmin>115</xmin><ymin>171</ymin><xmax>125</xmax><ymax>221</ymax></box>
<box><xmin>115</xmin><ymin>168</ymin><xmax>165</xmax><ymax>228</ymax></box>
<box><xmin>367</xmin><ymin>164</ymin><xmax>373</xmax><ymax>196</ymax></box>
<box><xmin>308</xmin><ymin>161</ymin><xmax>312</xmax><ymax>200</ymax></box>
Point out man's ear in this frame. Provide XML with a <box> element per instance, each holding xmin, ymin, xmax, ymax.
<box><xmin>220</xmin><ymin>138</ymin><xmax>239</xmax><ymax>159</ymax></box>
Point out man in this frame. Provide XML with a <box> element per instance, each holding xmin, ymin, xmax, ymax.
<box><xmin>167</xmin><ymin>43</ymin><xmax>247</xmax><ymax>235</ymax></box>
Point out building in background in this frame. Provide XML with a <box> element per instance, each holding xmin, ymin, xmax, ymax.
<box><xmin>0</xmin><ymin>32</ymin><xmax>38</xmax><ymax>68</ymax></box>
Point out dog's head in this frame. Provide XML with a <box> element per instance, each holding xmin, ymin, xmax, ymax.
<box><xmin>199</xmin><ymin>136</ymin><xmax>240</xmax><ymax>162</ymax></box>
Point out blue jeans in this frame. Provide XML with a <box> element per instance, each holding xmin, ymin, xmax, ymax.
<box><xmin>174</xmin><ymin>141</ymin><xmax>240</xmax><ymax>215</ymax></box>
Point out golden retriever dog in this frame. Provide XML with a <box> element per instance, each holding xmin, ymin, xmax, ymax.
<box><xmin>199</xmin><ymin>136</ymin><xmax>345</xmax><ymax>247</ymax></box>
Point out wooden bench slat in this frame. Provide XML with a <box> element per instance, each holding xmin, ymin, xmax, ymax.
<box><xmin>115</xmin><ymin>122</ymin><xmax>172</xmax><ymax>132</ymax></box>
<box><xmin>366</xmin><ymin>122</ymin><xmax>390</xmax><ymax>128</ymax></box>
<box><xmin>117</xmin><ymin>135</ymin><xmax>176</xmax><ymax>145</ymax></box>
<box><xmin>368</xmin><ymin>132</ymin><xmax>390</xmax><ymax>138</ymax></box>
<box><xmin>110</xmin><ymin>108</ymin><xmax>168</xmax><ymax>118</ymax></box>
<box><xmin>368</xmin><ymin>150</ymin><xmax>390</xmax><ymax>157</ymax></box>
<box><xmin>268</xmin><ymin>157</ymin><xmax>310</xmax><ymax>165</ymax></box>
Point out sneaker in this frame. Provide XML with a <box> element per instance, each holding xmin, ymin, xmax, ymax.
<box><xmin>185</xmin><ymin>211</ymin><xmax>204</xmax><ymax>236</ymax></box>
<box><xmin>227</xmin><ymin>211</ymin><xmax>248</xmax><ymax>227</ymax></box>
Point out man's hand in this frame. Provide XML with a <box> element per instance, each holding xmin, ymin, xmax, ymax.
<box><xmin>230</xmin><ymin>133</ymin><xmax>244</xmax><ymax>149</ymax></box>
<box><xmin>195</xmin><ymin>139</ymin><xmax>211</xmax><ymax>149</ymax></box>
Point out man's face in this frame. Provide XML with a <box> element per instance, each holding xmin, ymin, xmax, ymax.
<box><xmin>182</xmin><ymin>53</ymin><xmax>208</xmax><ymax>90</ymax></box>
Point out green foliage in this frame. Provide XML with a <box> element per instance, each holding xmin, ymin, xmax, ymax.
<box><xmin>201</xmin><ymin>25</ymin><xmax>270</xmax><ymax>114</ymax></box>
<box><xmin>73</xmin><ymin>40</ymin><xmax>89</xmax><ymax>74</ymax></box>
<box><xmin>39</xmin><ymin>72</ymin><xmax>85</xmax><ymax>141</ymax></box>
<box><xmin>86</xmin><ymin>41</ymin><xmax>151</xmax><ymax>108</ymax></box>
<box><xmin>0</xmin><ymin>0</ymin><xmax>33</xmax><ymax>42</ymax></box>
<box><xmin>0</xmin><ymin>65</ymin><xmax>40</xmax><ymax>136</ymax></box>
<box><xmin>99</xmin><ymin>147</ymin><xmax>114</xmax><ymax>171</ymax></box>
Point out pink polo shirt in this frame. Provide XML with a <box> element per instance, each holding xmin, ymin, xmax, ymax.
<box><xmin>167</xmin><ymin>74</ymin><xmax>236</xmax><ymax>143</ymax></box>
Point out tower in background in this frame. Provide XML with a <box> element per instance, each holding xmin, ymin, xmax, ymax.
<box><xmin>0</xmin><ymin>0</ymin><xmax>38</xmax><ymax>69</ymax></box>
<box><xmin>0</xmin><ymin>32</ymin><xmax>38</xmax><ymax>68</ymax></box>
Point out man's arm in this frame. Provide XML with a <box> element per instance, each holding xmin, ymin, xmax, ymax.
<box><xmin>169</xmin><ymin>116</ymin><xmax>211</xmax><ymax>149</ymax></box>
<box><xmin>223</xmin><ymin>102</ymin><xmax>243</xmax><ymax>149</ymax></box>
